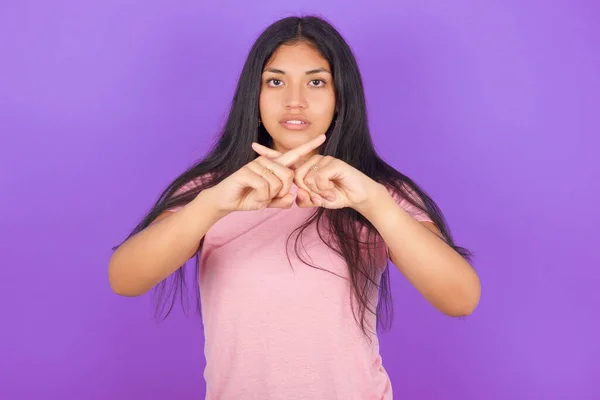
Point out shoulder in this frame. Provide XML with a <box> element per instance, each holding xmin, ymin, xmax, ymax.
<box><xmin>164</xmin><ymin>173</ymin><xmax>214</xmax><ymax>213</ymax></box>
<box><xmin>172</xmin><ymin>173</ymin><xmax>214</xmax><ymax>197</ymax></box>
<box><xmin>149</xmin><ymin>172</ymin><xmax>216</xmax><ymax>225</ymax></box>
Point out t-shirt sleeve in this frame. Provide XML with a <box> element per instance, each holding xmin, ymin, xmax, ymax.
<box><xmin>165</xmin><ymin>176</ymin><xmax>206</xmax><ymax>213</ymax></box>
<box><xmin>388</xmin><ymin>184</ymin><xmax>433</xmax><ymax>223</ymax></box>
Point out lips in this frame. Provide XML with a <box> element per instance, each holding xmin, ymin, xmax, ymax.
<box><xmin>279</xmin><ymin>115</ymin><xmax>310</xmax><ymax>130</ymax></box>
<box><xmin>279</xmin><ymin>115</ymin><xmax>309</xmax><ymax>124</ymax></box>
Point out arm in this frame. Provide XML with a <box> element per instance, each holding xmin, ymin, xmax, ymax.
<box><xmin>109</xmin><ymin>135</ymin><xmax>328</xmax><ymax>297</ymax></box>
<box><xmin>357</xmin><ymin>184</ymin><xmax>481</xmax><ymax>317</ymax></box>
<box><xmin>108</xmin><ymin>189</ymin><xmax>226</xmax><ymax>297</ymax></box>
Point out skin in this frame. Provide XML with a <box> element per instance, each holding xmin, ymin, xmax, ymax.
<box><xmin>108</xmin><ymin>135</ymin><xmax>327</xmax><ymax>296</ymax></box>
<box><xmin>253</xmin><ymin>42</ymin><xmax>481</xmax><ymax>316</ymax></box>
<box><xmin>109</xmin><ymin>42</ymin><xmax>481</xmax><ymax>316</ymax></box>
<box><xmin>259</xmin><ymin>42</ymin><xmax>336</xmax><ymax>156</ymax></box>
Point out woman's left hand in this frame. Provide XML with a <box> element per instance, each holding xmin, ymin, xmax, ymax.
<box><xmin>251</xmin><ymin>143</ymin><xmax>383</xmax><ymax>211</ymax></box>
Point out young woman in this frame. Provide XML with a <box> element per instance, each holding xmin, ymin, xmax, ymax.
<box><xmin>109</xmin><ymin>15</ymin><xmax>480</xmax><ymax>400</ymax></box>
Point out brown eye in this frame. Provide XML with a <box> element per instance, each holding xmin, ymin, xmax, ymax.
<box><xmin>267</xmin><ymin>79</ymin><xmax>283</xmax><ymax>87</ymax></box>
<box><xmin>310</xmin><ymin>79</ymin><xmax>325</xmax><ymax>87</ymax></box>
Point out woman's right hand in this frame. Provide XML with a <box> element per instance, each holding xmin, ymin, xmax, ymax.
<box><xmin>205</xmin><ymin>134</ymin><xmax>326</xmax><ymax>212</ymax></box>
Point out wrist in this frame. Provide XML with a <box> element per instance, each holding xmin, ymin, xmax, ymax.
<box><xmin>352</xmin><ymin>182</ymin><xmax>391</xmax><ymax>218</ymax></box>
<box><xmin>193</xmin><ymin>187</ymin><xmax>230</xmax><ymax>221</ymax></box>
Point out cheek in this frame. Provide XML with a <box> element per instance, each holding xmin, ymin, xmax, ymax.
<box><xmin>259</xmin><ymin>93</ymin><xmax>283</xmax><ymax>123</ymax></box>
<box><xmin>313</xmin><ymin>88</ymin><xmax>335</xmax><ymax>108</ymax></box>
<box><xmin>311</xmin><ymin>94</ymin><xmax>336</xmax><ymax>120</ymax></box>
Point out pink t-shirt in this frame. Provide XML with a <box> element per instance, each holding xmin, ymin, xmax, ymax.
<box><xmin>170</xmin><ymin>181</ymin><xmax>432</xmax><ymax>399</ymax></box>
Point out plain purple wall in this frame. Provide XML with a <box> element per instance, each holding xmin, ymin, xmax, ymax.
<box><xmin>1</xmin><ymin>1</ymin><xmax>598</xmax><ymax>399</ymax></box>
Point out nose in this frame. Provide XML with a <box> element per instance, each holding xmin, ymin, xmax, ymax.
<box><xmin>284</xmin><ymin>84</ymin><xmax>307</xmax><ymax>109</ymax></box>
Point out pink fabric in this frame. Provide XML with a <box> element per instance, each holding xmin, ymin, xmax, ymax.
<box><xmin>170</xmin><ymin>181</ymin><xmax>431</xmax><ymax>399</ymax></box>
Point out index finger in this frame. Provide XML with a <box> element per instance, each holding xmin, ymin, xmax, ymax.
<box><xmin>251</xmin><ymin>142</ymin><xmax>282</xmax><ymax>159</ymax></box>
<box><xmin>277</xmin><ymin>134</ymin><xmax>326</xmax><ymax>167</ymax></box>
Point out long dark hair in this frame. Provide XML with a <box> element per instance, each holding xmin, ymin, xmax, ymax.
<box><xmin>115</xmin><ymin>15</ymin><xmax>471</xmax><ymax>339</ymax></box>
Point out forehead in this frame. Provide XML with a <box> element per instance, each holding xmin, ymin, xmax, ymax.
<box><xmin>264</xmin><ymin>42</ymin><xmax>330</xmax><ymax>72</ymax></box>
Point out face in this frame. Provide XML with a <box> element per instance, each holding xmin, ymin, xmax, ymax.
<box><xmin>259</xmin><ymin>42</ymin><xmax>336</xmax><ymax>156</ymax></box>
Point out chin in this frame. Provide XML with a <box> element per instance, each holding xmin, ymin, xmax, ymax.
<box><xmin>272</xmin><ymin>131</ymin><xmax>322</xmax><ymax>150</ymax></box>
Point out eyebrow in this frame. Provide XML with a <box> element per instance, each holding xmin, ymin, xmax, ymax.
<box><xmin>263</xmin><ymin>67</ymin><xmax>331</xmax><ymax>75</ymax></box>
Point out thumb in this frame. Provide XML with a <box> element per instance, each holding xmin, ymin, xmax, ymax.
<box><xmin>268</xmin><ymin>193</ymin><xmax>295</xmax><ymax>209</ymax></box>
<box><xmin>295</xmin><ymin>188</ymin><xmax>318</xmax><ymax>208</ymax></box>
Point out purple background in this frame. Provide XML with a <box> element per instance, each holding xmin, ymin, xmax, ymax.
<box><xmin>1</xmin><ymin>1</ymin><xmax>598</xmax><ymax>399</ymax></box>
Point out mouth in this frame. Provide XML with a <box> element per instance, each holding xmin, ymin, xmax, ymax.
<box><xmin>280</xmin><ymin>117</ymin><xmax>310</xmax><ymax>131</ymax></box>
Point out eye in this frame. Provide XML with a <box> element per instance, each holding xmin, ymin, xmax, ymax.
<box><xmin>309</xmin><ymin>79</ymin><xmax>325</xmax><ymax>87</ymax></box>
<box><xmin>266</xmin><ymin>78</ymin><xmax>283</xmax><ymax>87</ymax></box>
